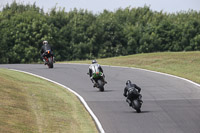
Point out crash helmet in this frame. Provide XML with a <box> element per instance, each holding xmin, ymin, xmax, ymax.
<box><xmin>126</xmin><ymin>80</ymin><xmax>132</xmax><ymax>85</ymax></box>
<box><xmin>43</xmin><ymin>40</ymin><xmax>48</xmax><ymax>45</ymax></box>
<box><xmin>92</xmin><ymin>60</ymin><xmax>97</xmax><ymax>64</ymax></box>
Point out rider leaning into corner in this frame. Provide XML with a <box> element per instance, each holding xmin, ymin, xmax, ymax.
<box><xmin>89</xmin><ymin>60</ymin><xmax>107</xmax><ymax>87</ymax></box>
<box><xmin>123</xmin><ymin>80</ymin><xmax>143</xmax><ymax>106</ymax></box>
<box><xmin>40</xmin><ymin>40</ymin><xmax>55</xmax><ymax>64</ymax></box>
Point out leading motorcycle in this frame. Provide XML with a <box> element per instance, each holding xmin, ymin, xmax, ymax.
<box><xmin>43</xmin><ymin>50</ymin><xmax>54</xmax><ymax>68</ymax></box>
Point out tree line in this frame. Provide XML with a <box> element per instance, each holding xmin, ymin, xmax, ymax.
<box><xmin>0</xmin><ymin>2</ymin><xmax>200</xmax><ymax>63</ymax></box>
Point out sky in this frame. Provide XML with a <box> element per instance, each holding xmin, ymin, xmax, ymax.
<box><xmin>0</xmin><ymin>0</ymin><xmax>200</xmax><ymax>13</ymax></box>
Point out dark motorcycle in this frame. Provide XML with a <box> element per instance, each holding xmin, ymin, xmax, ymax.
<box><xmin>126</xmin><ymin>89</ymin><xmax>143</xmax><ymax>113</ymax></box>
<box><xmin>43</xmin><ymin>50</ymin><xmax>54</xmax><ymax>68</ymax></box>
<box><xmin>88</xmin><ymin>72</ymin><xmax>106</xmax><ymax>92</ymax></box>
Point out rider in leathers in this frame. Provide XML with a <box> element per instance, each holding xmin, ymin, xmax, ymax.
<box><xmin>89</xmin><ymin>60</ymin><xmax>107</xmax><ymax>87</ymax></box>
<box><xmin>40</xmin><ymin>41</ymin><xmax>54</xmax><ymax>64</ymax></box>
<box><xmin>123</xmin><ymin>80</ymin><xmax>143</xmax><ymax>106</ymax></box>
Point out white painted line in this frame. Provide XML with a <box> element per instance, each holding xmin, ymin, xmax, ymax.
<box><xmin>9</xmin><ymin>69</ymin><xmax>105</xmax><ymax>133</ymax></box>
<box><xmin>130</xmin><ymin>66</ymin><xmax>200</xmax><ymax>88</ymax></box>
<box><xmin>100</xmin><ymin>64</ymin><xmax>200</xmax><ymax>88</ymax></box>
<box><xmin>61</xmin><ymin>62</ymin><xmax>200</xmax><ymax>88</ymax></box>
<box><xmin>129</xmin><ymin>67</ymin><xmax>200</xmax><ymax>87</ymax></box>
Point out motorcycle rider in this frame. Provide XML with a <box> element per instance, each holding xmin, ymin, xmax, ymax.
<box><xmin>89</xmin><ymin>60</ymin><xmax>107</xmax><ymax>87</ymax></box>
<box><xmin>123</xmin><ymin>80</ymin><xmax>143</xmax><ymax>106</ymax></box>
<box><xmin>40</xmin><ymin>40</ymin><xmax>54</xmax><ymax>64</ymax></box>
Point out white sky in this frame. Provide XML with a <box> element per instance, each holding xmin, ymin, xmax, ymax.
<box><xmin>0</xmin><ymin>0</ymin><xmax>200</xmax><ymax>13</ymax></box>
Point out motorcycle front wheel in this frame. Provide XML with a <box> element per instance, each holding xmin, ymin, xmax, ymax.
<box><xmin>132</xmin><ymin>100</ymin><xmax>141</xmax><ymax>113</ymax></box>
<box><xmin>48</xmin><ymin>57</ymin><xmax>54</xmax><ymax>68</ymax></box>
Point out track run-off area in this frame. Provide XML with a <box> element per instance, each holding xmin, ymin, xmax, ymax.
<box><xmin>1</xmin><ymin>63</ymin><xmax>200</xmax><ymax>133</ymax></box>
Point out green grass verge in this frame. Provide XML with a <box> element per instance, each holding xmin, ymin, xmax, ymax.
<box><xmin>0</xmin><ymin>69</ymin><xmax>98</xmax><ymax>133</ymax></box>
<box><xmin>61</xmin><ymin>51</ymin><xmax>200</xmax><ymax>84</ymax></box>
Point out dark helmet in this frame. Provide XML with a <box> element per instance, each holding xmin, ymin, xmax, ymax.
<box><xmin>92</xmin><ymin>60</ymin><xmax>97</xmax><ymax>64</ymax></box>
<box><xmin>126</xmin><ymin>80</ymin><xmax>132</xmax><ymax>85</ymax></box>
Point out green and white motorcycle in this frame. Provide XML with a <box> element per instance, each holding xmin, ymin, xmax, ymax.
<box><xmin>91</xmin><ymin>72</ymin><xmax>106</xmax><ymax>92</ymax></box>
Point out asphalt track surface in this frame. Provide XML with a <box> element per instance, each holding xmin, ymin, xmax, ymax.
<box><xmin>1</xmin><ymin>63</ymin><xmax>200</xmax><ymax>133</ymax></box>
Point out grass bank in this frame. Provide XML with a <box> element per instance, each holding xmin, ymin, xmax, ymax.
<box><xmin>62</xmin><ymin>51</ymin><xmax>200</xmax><ymax>84</ymax></box>
<box><xmin>0</xmin><ymin>69</ymin><xmax>98</xmax><ymax>133</ymax></box>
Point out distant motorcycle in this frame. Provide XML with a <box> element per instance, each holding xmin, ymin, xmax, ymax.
<box><xmin>43</xmin><ymin>50</ymin><xmax>54</xmax><ymax>68</ymax></box>
<box><xmin>88</xmin><ymin>72</ymin><xmax>106</xmax><ymax>92</ymax></box>
<box><xmin>126</xmin><ymin>89</ymin><xmax>143</xmax><ymax>113</ymax></box>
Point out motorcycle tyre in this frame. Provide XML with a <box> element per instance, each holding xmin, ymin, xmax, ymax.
<box><xmin>48</xmin><ymin>57</ymin><xmax>54</xmax><ymax>68</ymax></box>
<box><xmin>97</xmin><ymin>80</ymin><xmax>104</xmax><ymax>92</ymax></box>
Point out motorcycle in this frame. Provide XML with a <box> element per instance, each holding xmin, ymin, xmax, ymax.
<box><xmin>88</xmin><ymin>72</ymin><xmax>106</xmax><ymax>92</ymax></box>
<box><xmin>43</xmin><ymin>50</ymin><xmax>54</xmax><ymax>68</ymax></box>
<box><xmin>126</xmin><ymin>89</ymin><xmax>143</xmax><ymax>113</ymax></box>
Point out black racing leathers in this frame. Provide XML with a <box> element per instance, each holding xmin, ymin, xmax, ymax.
<box><xmin>88</xmin><ymin>63</ymin><xmax>106</xmax><ymax>85</ymax></box>
<box><xmin>123</xmin><ymin>83</ymin><xmax>142</xmax><ymax>104</ymax></box>
<box><xmin>40</xmin><ymin>44</ymin><xmax>53</xmax><ymax>58</ymax></box>
<box><xmin>89</xmin><ymin>64</ymin><xmax>103</xmax><ymax>77</ymax></box>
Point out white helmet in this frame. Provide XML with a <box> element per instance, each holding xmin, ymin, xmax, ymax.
<box><xmin>43</xmin><ymin>40</ymin><xmax>48</xmax><ymax>44</ymax></box>
<box><xmin>92</xmin><ymin>60</ymin><xmax>97</xmax><ymax>64</ymax></box>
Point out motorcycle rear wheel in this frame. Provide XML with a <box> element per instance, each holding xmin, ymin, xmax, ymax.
<box><xmin>136</xmin><ymin>108</ymin><xmax>141</xmax><ymax>113</ymax></box>
<box><xmin>97</xmin><ymin>80</ymin><xmax>104</xmax><ymax>92</ymax></box>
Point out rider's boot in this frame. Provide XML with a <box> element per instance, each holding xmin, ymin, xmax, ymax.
<box><xmin>139</xmin><ymin>95</ymin><xmax>143</xmax><ymax>103</ymax></box>
<box><xmin>43</xmin><ymin>59</ymin><xmax>47</xmax><ymax>65</ymax></box>
<box><xmin>93</xmin><ymin>83</ymin><xmax>97</xmax><ymax>87</ymax></box>
<box><xmin>53</xmin><ymin>57</ymin><xmax>55</xmax><ymax>63</ymax></box>
<box><xmin>103</xmin><ymin>77</ymin><xmax>107</xmax><ymax>84</ymax></box>
<box><xmin>126</xmin><ymin>99</ymin><xmax>132</xmax><ymax>106</ymax></box>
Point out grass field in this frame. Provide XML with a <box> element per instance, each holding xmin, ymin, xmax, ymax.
<box><xmin>0</xmin><ymin>69</ymin><xmax>98</xmax><ymax>133</ymax></box>
<box><xmin>63</xmin><ymin>51</ymin><xmax>200</xmax><ymax>84</ymax></box>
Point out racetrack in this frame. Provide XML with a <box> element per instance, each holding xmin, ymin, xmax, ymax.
<box><xmin>1</xmin><ymin>64</ymin><xmax>200</xmax><ymax>133</ymax></box>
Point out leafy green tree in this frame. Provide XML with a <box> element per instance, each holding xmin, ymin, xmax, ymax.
<box><xmin>0</xmin><ymin>2</ymin><xmax>200</xmax><ymax>63</ymax></box>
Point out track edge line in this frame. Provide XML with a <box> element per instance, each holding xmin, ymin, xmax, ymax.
<box><xmin>9</xmin><ymin>68</ymin><xmax>105</xmax><ymax>133</ymax></box>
